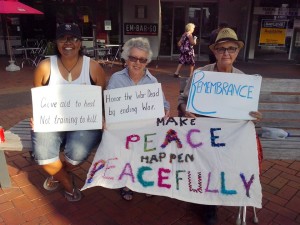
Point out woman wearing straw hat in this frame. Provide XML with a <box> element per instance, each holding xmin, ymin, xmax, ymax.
<box><xmin>177</xmin><ymin>27</ymin><xmax>262</xmax><ymax>225</ymax></box>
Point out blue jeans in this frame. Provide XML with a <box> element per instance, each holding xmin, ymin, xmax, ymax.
<box><xmin>31</xmin><ymin>130</ymin><xmax>102</xmax><ymax>165</ymax></box>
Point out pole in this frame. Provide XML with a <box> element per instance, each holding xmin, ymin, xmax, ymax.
<box><xmin>5</xmin><ymin>15</ymin><xmax>20</xmax><ymax>71</ymax></box>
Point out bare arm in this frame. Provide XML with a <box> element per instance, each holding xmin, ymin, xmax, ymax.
<box><xmin>188</xmin><ymin>33</ymin><xmax>197</xmax><ymax>45</ymax></box>
<box><xmin>90</xmin><ymin>59</ymin><xmax>107</xmax><ymax>89</ymax></box>
<box><xmin>33</xmin><ymin>58</ymin><xmax>51</xmax><ymax>87</ymax></box>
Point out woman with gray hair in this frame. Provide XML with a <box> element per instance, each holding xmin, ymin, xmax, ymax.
<box><xmin>107</xmin><ymin>37</ymin><xmax>170</xmax><ymax>201</ymax></box>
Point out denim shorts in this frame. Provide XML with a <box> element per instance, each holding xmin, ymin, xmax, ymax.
<box><xmin>31</xmin><ymin>130</ymin><xmax>102</xmax><ymax>165</ymax></box>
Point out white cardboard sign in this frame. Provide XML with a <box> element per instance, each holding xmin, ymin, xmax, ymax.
<box><xmin>104</xmin><ymin>83</ymin><xmax>165</xmax><ymax>124</ymax></box>
<box><xmin>31</xmin><ymin>85</ymin><xmax>102</xmax><ymax>132</ymax></box>
<box><xmin>186</xmin><ymin>71</ymin><xmax>262</xmax><ymax>120</ymax></box>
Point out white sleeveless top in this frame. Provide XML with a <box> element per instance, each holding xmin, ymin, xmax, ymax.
<box><xmin>49</xmin><ymin>55</ymin><xmax>91</xmax><ymax>85</ymax></box>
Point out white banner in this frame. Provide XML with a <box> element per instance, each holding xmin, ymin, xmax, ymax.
<box><xmin>104</xmin><ymin>83</ymin><xmax>165</xmax><ymax>124</ymax></box>
<box><xmin>186</xmin><ymin>71</ymin><xmax>262</xmax><ymax>120</ymax></box>
<box><xmin>31</xmin><ymin>85</ymin><xmax>102</xmax><ymax>132</ymax></box>
<box><xmin>82</xmin><ymin>117</ymin><xmax>262</xmax><ymax>208</ymax></box>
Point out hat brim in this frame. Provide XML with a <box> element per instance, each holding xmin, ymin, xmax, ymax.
<box><xmin>209</xmin><ymin>38</ymin><xmax>244</xmax><ymax>51</ymax></box>
<box><xmin>56</xmin><ymin>32</ymin><xmax>82</xmax><ymax>40</ymax></box>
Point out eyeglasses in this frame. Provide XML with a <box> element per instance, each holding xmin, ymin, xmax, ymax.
<box><xmin>215</xmin><ymin>47</ymin><xmax>238</xmax><ymax>54</ymax></box>
<box><xmin>57</xmin><ymin>36</ymin><xmax>80</xmax><ymax>43</ymax></box>
<box><xmin>128</xmin><ymin>56</ymin><xmax>148</xmax><ymax>64</ymax></box>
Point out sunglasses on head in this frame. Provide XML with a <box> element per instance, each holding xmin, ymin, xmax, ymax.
<box><xmin>128</xmin><ymin>56</ymin><xmax>148</xmax><ymax>64</ymax></box>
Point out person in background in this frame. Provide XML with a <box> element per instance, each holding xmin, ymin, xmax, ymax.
<box><xmin>208</xmin><ymin>22</ymin><xmax>228</xmax><ymax>64</ymax></box>
<box><xmin>107</xmin><ymin>37</ymin><xmax>170</xmax><ymax>201</ymax></box>
<box><xmin>174</xmin><ymin>23</ymin><xmax>197</xmax><ymax>78</ymax></box>
<box><xmin>31</xmin><ymin>23</ymin><xmax>106</xmax><ymax>202</ymax></box>
<box><xmin>178</xmin><ymin>28</ymin><xmax>262</xmax><ymax>225</ymax></box>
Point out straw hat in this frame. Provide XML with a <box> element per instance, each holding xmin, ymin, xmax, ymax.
<box><xmin>209</xmin><ymin>28</ymin><xmax>244</xmax><ymax>51</ymax></box>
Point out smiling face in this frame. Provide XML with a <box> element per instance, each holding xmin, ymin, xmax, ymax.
<box><xmin>126</xmin><ymin>47</ymin><xmax>149</xmax><ymax>77</ymax></box>
<box><xmin>213</xmin><ymin>41</ymin><xmax>240</xmax><ymax>68</ymax></box>
<box><xmin>56</xmin><ymin>35</ymin><xmax>81</xmax><ymax>57</ymax></box>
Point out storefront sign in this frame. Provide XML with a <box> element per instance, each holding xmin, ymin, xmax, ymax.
<box><xmin>104</xmin><ymin>20</ymin><xmax>111</xmax><ymax>31</ymax></box>
<box><xmin>259</xmin><ymin>20</ymin><xmax>288</xmax><ymax>46</ymax></box>
<box><xmin>254</xmin><ymin>7</ymin><xmax>298</xmax><ymax>16</ymax></box>
<box><xmin>124</xmin><ymin>23</ymin><xmax>158</xmax><ymax>36</ymax></box>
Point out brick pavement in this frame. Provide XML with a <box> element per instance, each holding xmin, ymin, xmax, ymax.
<box><xmin>0</xmin><ymin>56</ymin><xmax>299</xmax><ymax>225</ymax></box>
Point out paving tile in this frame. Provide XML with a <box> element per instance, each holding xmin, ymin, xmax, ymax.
<box><xmin>273</xmin><ymin>160</ymin><xmax>293</xmax><ymax>168</ymax></box>
<box><xmin>287</xmin><ymin>180</ymin><xmax>300</xmax><ymax>189</ymax></box>
<box><xmin>0</xmin><ymin>208</ymin><xmax>26</xmax><ymax>225</ymax></box>
<box><xmin>2</xmin><ymin>188</ymin><xmax>25</xmax><ymax>201</ymax></box>
<box><xmin>0</xmin><ymin>201</ymin><xmax>14</xmax><ymax>214</ymax></box>
<box><xmin>285</xmin><ymin>195</ymin><xmax>300</xmax><ymax>214</ymax></box>
<box><xmin>269</xmin><ymin>176</ymin><xmax>289</xmax><ymax>189</ymax></box>
<box><xmin>21</xmin><ymin>184</ymin><xmax>45</xmax><ymax>200</ymax></box>
<box><xmin>45</xmin><ymin>211</ymin><xmax>72</xmax><ymax>225</ymax></box>
<box><xmin>289</xmin><ymin>161</ymin><xmax>300</xmax><ymax>171</ymax></box>
<box><xmin>22</xmin><ymin>207</ymin><xmax>46</xmax><ymax>222</ymax></box>
<box><xmin>11</xmin><ymin>172</ymin><xmax>36</xmax><ymax>187</ymax></box>
<box><xmin>273</xmin><ymin>214</ymin><xmax>300</xmax><ymax>225</ymax></box>
<box><xmin>156</xmin><ymin>207</ymin><xmax>186</xmax><ymax>225</ymax></box>
<box><xmin>263</xmin><ymin>167</ymin><xmax>282</xmax><ymax>180</ymax></box>
<box><xmin>260</xmin><ymin>175</ymin><xmax>271</xmax><ymax>184</ymax></box>
<box><xmin>256</xmin><ymin>207</ymin><xmax>277</xmax><ymax>224</ymax></box>
<box><xmin>273</xmin><ymin>164</ymin><xmax>298</xmax><ymax>175</ymax></box>
<box><xmin>262</xmin><ymin>191</ymin><xmax>288</xmax><ymax>206</ymax></box>
<box><xmin>280</xmin><ymin>172</ymin><xmax>300</xmax><ymax>184</ymax></box>
<box><xmin>21</xmin><ymin>216</ymin><xmax>50</xmax><ymax>225</ymax></box>
<box><xmin>11</xmin><ymin>195</ymin><xmax>35</xmax><ymax>213</ymax></box>
<box><xmin>6</xmin><ymin>161</ymin><xmax>22</xmax><ymax>176</ymax></box>
<box><xmin>276</xmin><ymin>185</ymin><xmax>298</xmax><ymax>200</ymax></box>
<box><xmin>31</xmin><ymin>192</ymin><xmax>63</xmax><ymax>207</ymax></box>
<box><xmin>265</xmin><ymin>201</ymin><xmax>298</xmax><ymax>219</ymax></box>
<box><xmin>261</xmin><ymin>182</ymin><xmax>279</xmax><ymax>195</ymax></box>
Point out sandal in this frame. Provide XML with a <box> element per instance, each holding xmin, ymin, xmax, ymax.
<box><xmin>43</xmin><ymin>176</ymin><xmax>60</xmax><ymax>191</ymax></box>
<box><xmin>64</xmin><ymin>187</ymin><xmax>82</xmax><ymax>202</ymax></box>
<box><xmin>120</xmin><ymin>187</ymin><xmax>133</xmax><ymax>201</ymax></box>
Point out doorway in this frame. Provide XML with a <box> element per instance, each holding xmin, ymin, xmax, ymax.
<box><xmin>160</xmin><ymin>2</ymin><xmax>218</xmax><ymax>61</ymax></box>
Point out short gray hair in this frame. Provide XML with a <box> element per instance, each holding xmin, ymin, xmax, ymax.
<box><xmin>121</xmin><ymin>37</ymin><xmax>153</xmax><ymax>63</ymax></box>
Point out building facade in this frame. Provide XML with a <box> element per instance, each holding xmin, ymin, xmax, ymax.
<box><xmin>1</xmin><ymin>0</ymin><xmax>299</xmax><ymax>62</ymax></box>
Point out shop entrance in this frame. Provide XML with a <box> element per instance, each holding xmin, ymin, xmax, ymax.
<box><xmin>159</xmin><ymin>2</ymin><xmax>218</xmax><ymax>61</ymax></box>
